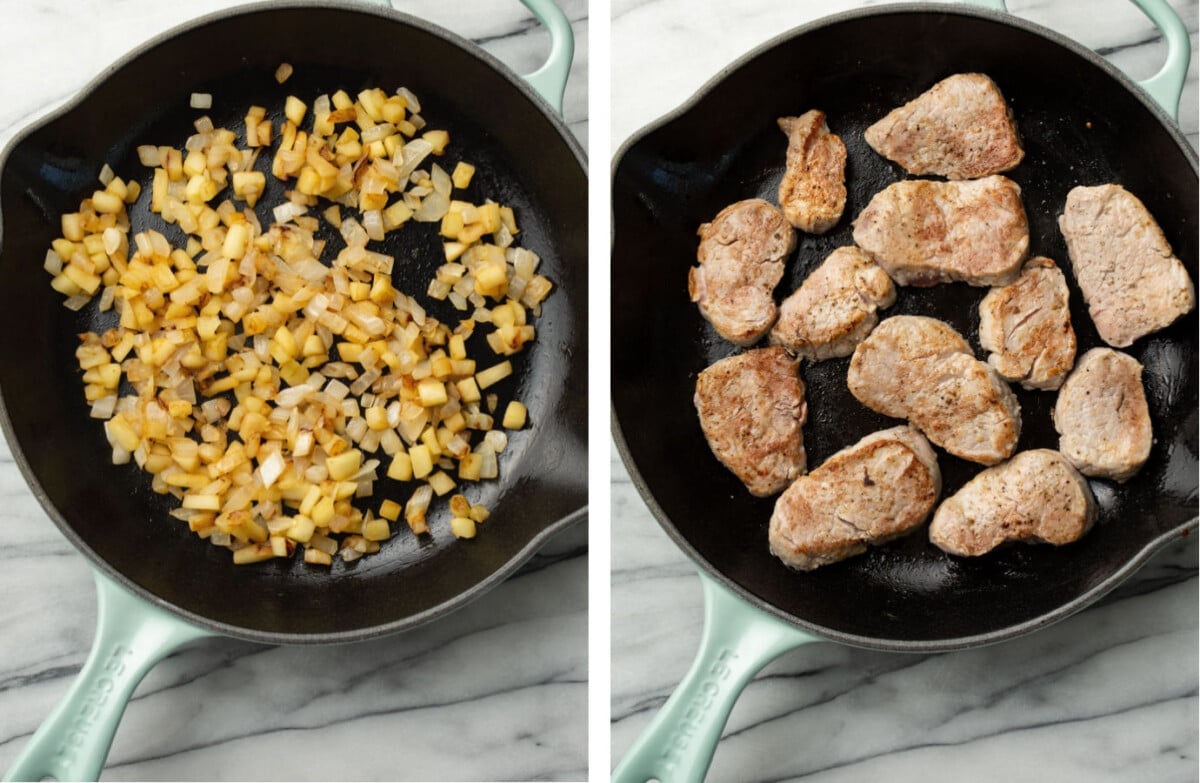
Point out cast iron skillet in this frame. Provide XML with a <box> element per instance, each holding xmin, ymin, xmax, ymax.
<box><xmin>0</xmin><ymin>2</ymin><xmax>585</xmax><ymax>780</ymax></box>
<box><xmin>611</xmin><ymin>2</ymin><xmax>1196</xmax><ymax>780</ymax></box>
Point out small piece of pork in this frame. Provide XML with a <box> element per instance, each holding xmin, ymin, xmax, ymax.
<box><xmin>770</xmin><ymin>246</ymin><xmax>896</xmax><ymax>361</ymax></box>
<box><xmin>929</xmin><ymin>449</ymin><xmax>1096</xmax><ymax>556</ymax></box>
<box><xmin>777</xmin><ymin>110</ymin><xmax>847</xmax><ymax>234</ymax></box>
<box><xmin>852</xmin><ymin>175</ymin><xmax>1029</xmax><ymax>287</ymax></box>
<box><xmin>864</xmin><ymin>73</ymin><xmax>1024</xmax><ymax>180</ymax></box>
<box><xmin>694</xmin><ymin>346</ymin><xmax>807</xmax><ymax>497</ymax></box>
<box><xmin>769</xmin><ymin>426</ymin><xmax>941</xmax><ymax>571</ymax></box>
<box><xmin>847</xmin><ymin>315</ymin><xmax>1021</xmax><ymax>465</ymax></box>
<box><xmin>690</xmin><ymin>199</ymin><xmax>796</xmax><ymax>346</ymax></box>
<box><xmin>978</xmin><ymin>256</ymin><xmax>1077</xmax><ymax>390</ymax></box>
<box><xmin>1058</xmin><ymin>184</ymin><xmax>1195</xmax><ymax>348</ymax></box>
<box><xmin>1053</xmin><ymin>347</ymin><xmax>1152</xmax><ymax>482</ymax></box>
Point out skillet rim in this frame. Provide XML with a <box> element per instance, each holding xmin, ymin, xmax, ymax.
<box><xmin>610</xmin><ymin>1</ymin><xmax>1199</xmax><ymax>653</ymax></box>
<box><xmin>0</xmin><ymin>0</ymin><xmax>589</xmax><ymax>645</ymax></box>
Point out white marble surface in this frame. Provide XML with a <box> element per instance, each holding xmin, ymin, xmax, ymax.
<box><xmin>0</xmin><ymin>1</ymin><xmax>587</xmax><ymax>781</ymax></box>
<box><xmin>611</xmin><ymin>0</ymin><xmax>1199</xmax><ymax>781</ymax></box>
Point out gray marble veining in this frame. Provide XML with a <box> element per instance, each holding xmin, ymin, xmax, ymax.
<box><xmin>0</xmin><ymin>2</ymin><xmax>587</xmax><ymax>781</ymax></box>
<box><xmin>611</xmin><ymin>1</ymin><xmax>1198</xmax><ymax>781</ymax></box>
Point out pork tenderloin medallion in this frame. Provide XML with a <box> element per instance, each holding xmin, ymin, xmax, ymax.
<box><xmin>852</xmin><ymin>175</ymin><xmax>1029</xmax><ymax>287</ymax></box>
<box><xmin>929</xmin><ymin>449</ymin><xmax>1096</xmax><ymax>556</ymax></box>
<box><xmin>978</xmin><ymin>256</ymin><xmax>1077</xmax><ymax>390</ymax></box>
<box><xmin>769</xmin><ymin>426</ymin><xmax>941</xmax><ymax>571</ymax></box>
<box><xmin>847</xmin><ymin>315</ymin><xmax>1022</xmax><ymax>465</ymax></box>
<box><xmin>690</xmin><ymin>199</ymin><xmax>796</xmax><ymax>346</ymax></box>
<box><xmin>777</xmin><ymin>110</ymin><xmax>847</xmax><ymax>234</ymax></box>
<box><xmin>694</xmin><ymin>346</ymin><xmax>807</xmax><ymax>497</ymax></box>
<box><xmin>770</xmin><ymin>246</ymin><xmax>896</xmax><ymax>361</ymax></box>
<box><xmin>864</xmin><ymin>73</ymin><xmax>1024</xmax><ymax>180</ymax></box>
<box><xmin>1053</xmin><ymin>347</ymin><xmax>1152</xmax><ymax>482</ymax></box>
<box><xmin>1058</xmin><ymin>184</ymin><xmax>1195</xmax><ymax>348</ymax></box>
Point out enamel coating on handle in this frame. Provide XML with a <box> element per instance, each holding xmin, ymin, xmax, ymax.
<box><xmin>1128</xmin><ymin>0</ymin><xmax>1191</xmax><ymax>119</ymax></box>
<box><xmin>962</xmin><ymin>0</ymin><xmax>1189</xmax><ymax>119</ymax></box>
<box><xmin>3</xmin><ymin>572</ymin><xmax>210</xmax><ymax>782</ymax></box>
<box><xmin>361</xmin><ymin>0</ymin><xmax>573</xmax><ymax>114</ymax></box>
<box><xmin>612</xmin><ymin>572</ymin><xmax>820</xmax><ymax>783</ymax></box>
<box><xmin>518</xmin><ymin>0</ymin><xmax>575</xmax><ymax>113</ymax></box>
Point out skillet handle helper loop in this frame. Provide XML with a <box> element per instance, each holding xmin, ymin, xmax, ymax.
<box><xmin>517</xmin><ymin>0</ymin><xmax>575</xmax><ymax>114</ymax></box>
<box><xmin>1128</xmin><ymin>0</ymin><xmax>1191</xmax><ymax>119</ymax></box>
<box><xmin>612</xmin><ymin>571</ymin><xmax>821</xmax><ymax>783</ymax></box>
<box><xmin>4</xmin><ymin>572</ymin><xmax>211</xmax><ymax>783</ymax></box>
<box><xmin>356</xmin><ymin>1</ymin><xmax>574</xmax><ymax>115</ymax></box>
<box><xmin>958</xmin><ymin>0</ymin><xmax>1190</xmax><ymax>119</ymax></box>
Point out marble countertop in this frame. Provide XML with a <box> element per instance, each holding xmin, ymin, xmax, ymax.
<box><xmin>611</xmin><ymin>1</ymin><xmax>1198</xmax><ymax>781</ymax></box>
<box><xmin>0</xmin><ymin>1</ymin><xmax>587</xmax><ymax>781</ymax></box>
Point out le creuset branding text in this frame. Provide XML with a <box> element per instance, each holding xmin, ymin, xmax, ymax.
<box><xmin>659</xmin><ymin>647</ymin><xmax>737</xmax><ymax>772</ymax></box>
<box><xmin>51</xmin><ymin>644</ymin><xmax>133</xmax><ymax>772</ymax></box>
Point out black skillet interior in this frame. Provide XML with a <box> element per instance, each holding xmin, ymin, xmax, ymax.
<box><xmin>0</xmin><ymin>2</ymin><xmax>587</xmax><ymax>642</ymax></box>
<box><xmin>612</xmin><ymin>7</ymin><xmax>1198</xmax><ymax>650</ymax></box>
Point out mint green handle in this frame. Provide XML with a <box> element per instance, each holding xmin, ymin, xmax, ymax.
<box><xmin>517</xmin><ymin>0</ymin><xmax>575</xmax><ymax>113</ymax></box>
<box><xmin>960</xmin><ymin>0</ymin><xmax>1190</xmax><ymax>120</ymax></box>
<box><xmin>612</xmin><ymin>572</ymin><xmax>820</xmax><ymax>783</ymax></box>
<box><xmin>4</xmin><ymin>571</ymin><xmax>210</xmax><ymax>782</ymax></box>
<box><xmin>1128</xmin><ymin>0</ymin><xmax>1191</xmax><ymax>118</ymax></box>
<box><xmin>364</xmin><ymin>1</ymin><xmax>574</xmax><ymax>114</ymax></box>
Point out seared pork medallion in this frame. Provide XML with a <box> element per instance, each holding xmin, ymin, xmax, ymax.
<box><xmin>978</xmin><ymin>256</ymin><xmax>1077</xmax><ymax>390</ymax></box>
<box><xmin>930</xmin><ymin>450</ymin><xmax>1097</xmax><ymax>556</ymax></box>
<box><xmin>1058</xmin><ymin>184</ymin><xmax>1195</xmax><ymax>348</ymax></box>
<box><xmin>694</xmin><ymin>347</ymin><xmax>807</xmax><ymax>497</ymax></box>
<box><xmin>777</xmin><ymin>110</ymin><xmax>847</xmax><ymax>234</ymax></box>
<box><xmin>848</xmin><ymin>316</ymin><xmax>1021</xmax><ymax>465</ymax></box>
<box><xmin>690</xmin><ymin>199</ymin><xmax>796</xmax><ymax>345</ymax></box>
<box><xmin>864</xmin><ymin>73</ymin><xmax>1024</xmax><ymax>180</ymax></box>
<box><xmin>1053</xmin><ymin>348</ymin><xmax>1152</xmax><ymax>482</ymax></box>
<box><xmin>853</xmin><ymin>175</ymin><xmax>1029</xmax><ymax>287</ymax></box>
<box><xmin>769</xmin><ymin>426</ymin><xmax>941</xmax><ymax>571</ymax></box>
<box><xmin>770</xmin><ymin>246</ymin><xmax>896</xmax><ymax>361</ymax></box>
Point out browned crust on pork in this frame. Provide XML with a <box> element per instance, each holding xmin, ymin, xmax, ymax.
<box><xmin>769</xmin><ymin>426</ymin><xmax>941</xmax><ymax>570</ymax></box>
<box><xmin>929</xmin><ymin>449</ymin><xmax>1096</xmax><ymax>556</ymax></box>
<box><xmin>777</xmin><ymin>110</ymin><xmax>847</xmax><ymax>234</ymax></box>
<box><xmin>852</xmin><ymin>176</ymin><xmax>1029</xmax><ymax>287</ymax></box>
<box><xmin>695</xmin><ymin>346</ymin><xmax>807</xmax><ymax>496</ymax></box>
<box><xmin>978</xmin><ymin>256</ymin><xmax>1077</xmax><ymax>390</ymax></box>
<box><xmin>690</xmin><ymin>199</ymin><xmax>796</xmax><ymax>346</ymax></box>
<box><xmin>1058</xmin><ymin>184</ymin><xmax>1195</xmax><ymax>348</ymax></box>
<box><xmin>847</xmin><ymin>315</ymin><xmax>1022</xmax><ymax>465</ymax></box>
<box><xmin>770</xmin><ymin>246</ymin><xmax>896</xmax><ymax>361</ymax></box>
<box><xmin>1053</xmin><ymin>347</ymin><xmax>1153</xmax><ymax>482</ymax></box>
<box><xmin>864</xmin><ymin>73</ymin><xmax>1024</xmax><ymax>180</ymax></box>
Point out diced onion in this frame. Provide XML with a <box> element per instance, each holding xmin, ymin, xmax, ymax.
<box><xmin>395</xmin><ymin>86</ymin><xmax>421</xmax><ymax>113</ymax></box>
<box><xmin>362</xmin><ymin>210</ymin><xmax>385</xmax><ymax>242</ymax></box>
<box><xmin>273</xmin><ymin>202</ymin><xmax>307</xmax><ymax>224</ymax></box>
<box><xmin>137</xmin><ymin>145</ymin><xmax>161</xmax><ymax>166</ymax></box>
<box><xmin>395</xmin><ymin>139</ymin><xmax>433</xmax><ymax>181</ymax></box>
<box><xmin>412</xmin><ymin>191</ymin><xmax>449</xmax><ymax>222</ymax></box>
<box><xmin>90</xmin><ymin>396</ymin><xmax>117</xmax><ymax>419</ymax></box>
<box><xmin>260</xmin><ymin>451</ymin><xmax>285</xmax><ymax>487</ymax></box>
<box><xmin>46</xmin><ymin>78</ymin><xmax>554</xmax><ymax>568</ymax></box>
